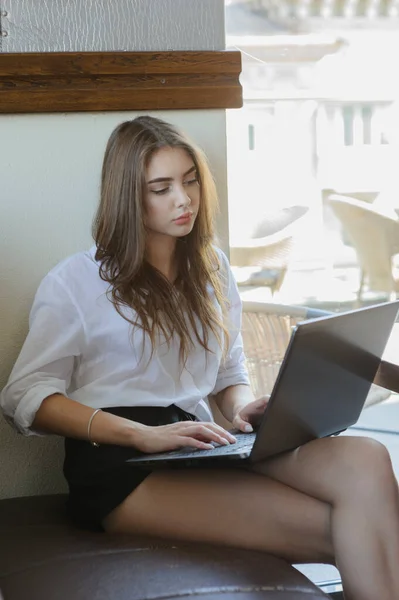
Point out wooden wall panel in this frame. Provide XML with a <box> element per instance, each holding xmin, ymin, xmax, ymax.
<box><xmin>0</xmin><ymin>51</ymin><xmax>242</xmax><ymax>113</ymax></box>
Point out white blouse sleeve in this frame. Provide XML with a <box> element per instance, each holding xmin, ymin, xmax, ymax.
<box><xmin>211</xmin><ymin>251</ymin><xmax>250</xmax><ymax>396</ymax></box>
<box><xmin>0</xmin><ymin>274</ymin><xmax>85</xmax><ymax>436</ymax></box>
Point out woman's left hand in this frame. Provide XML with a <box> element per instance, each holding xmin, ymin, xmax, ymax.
<box><xmin>232</xmin><ymin>396</ymin><xmax>270</xmax><ymax>433</ymax></box>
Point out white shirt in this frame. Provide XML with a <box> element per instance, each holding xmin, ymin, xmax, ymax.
<box><xmin>1</xmin><ymin>247</ymin><xmax>249</xmax><ymax>435</ymax></box>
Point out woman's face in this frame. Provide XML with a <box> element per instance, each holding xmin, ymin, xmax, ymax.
<box><xmin>144</xmin><ymin>146</ymin><xmax>200</xmax><ymax>239</ymax></box>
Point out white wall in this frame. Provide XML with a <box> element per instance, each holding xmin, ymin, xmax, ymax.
<box><xmin>0</xmin><ymin>0</ymin><xmax>229</xmax><ymax>499</ymax></box>
<box><xmin>1</xmin><ymin>0</ymin><xmax>225</xmax><ymax>52</ymax></box>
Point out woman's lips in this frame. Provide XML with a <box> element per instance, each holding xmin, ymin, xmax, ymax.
<box><xmin>173</xmin><ymin>213</ymin><xmax>192</xmax><ymax>225</ymax></box>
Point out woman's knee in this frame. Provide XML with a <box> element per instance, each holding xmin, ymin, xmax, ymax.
<box><xmin>332</xmin><ymin>436</ymin><xmax>396</xmax><ymax>500</ymax></box>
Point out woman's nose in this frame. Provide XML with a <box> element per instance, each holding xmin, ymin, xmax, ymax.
<box><xmin>175</xmin><ymin>186</ymin><xmax>191</xmax><ymax>207</ymax></box>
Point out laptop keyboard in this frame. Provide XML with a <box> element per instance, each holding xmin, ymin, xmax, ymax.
<box><xmin>166</xmin><ymin>431</ymin><xmax>256</xmax><ymax>459</ymax></box>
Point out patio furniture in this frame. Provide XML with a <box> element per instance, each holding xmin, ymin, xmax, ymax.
<box><xmin>229</xmin><ymin>205</ymin><xmax>309</xmax><ymax>295</ymax></box>
<box><xmin>328</xmin><ymin>194</ymin><xmax>399</xmax><ymax>303</ymax></box>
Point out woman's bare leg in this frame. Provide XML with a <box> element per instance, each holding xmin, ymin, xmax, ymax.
<box><xmin>104</xmin><ymin>467</ymin><xmax>334</xmax><ymax>564</ymax></box>
<box><xmin>253</xmin><ymin>435</ymin><xmax>399</xmax><ymax>600</ymax></box>
<box><xmin>104</xmin><ymin>435</ymin><xmax>399</xmax><ymax>600</ymax></box>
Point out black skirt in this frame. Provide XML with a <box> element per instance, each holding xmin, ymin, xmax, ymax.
<box><xmin>63</xmin><ymin>405</ymin><xmax>198</xmax><ymax>532</ymax></box>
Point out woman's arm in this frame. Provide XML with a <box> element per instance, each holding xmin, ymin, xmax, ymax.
<box><xmin>211</xmin><ymin>251</ymin><xmax>272</xmax><ymax>432</ymax></box>
<box><xmin>211</xmin><ymin>252</ymin><xmax>253</xmax><ymax>423</ymax></box>
<box><xmin>2</xmin><ymin>271</ymin><xmax>235</xmax><ymax>452</ymax></box>
<box><xmin>32</xmin><ymin>393</ymin><xmax>146</xmax><ymax>446</ymax></box>
<box><xmin>33</xmin><ymin>393</ymin><xmax>236</xmax><ymax>451</ymax></box>
<box><xmin>214</xmin><ymin>384</ymin><xmax>255</xmax><ymax>423</ymax></box>
<box><xmin>0</xmin><ymin>272</ymin><xmax>142</xmax><ymax>445</ymax></box>
<box><xmin>0</xmin><ymin>273</ymin><xmax>86</xmax><ymax>435</ymax></box>
<box><xmin>214</xmin><ymin>384</ymin><xmax>269</xmax><ymax>432</ymax></box>
<box><xmin>2</xmin><ymin>272</ymin><xmax>141</xmax><ymax>445</ymax></box>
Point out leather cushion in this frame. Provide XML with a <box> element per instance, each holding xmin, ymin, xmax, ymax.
<box><xmin>0</xmin><ymin>495</ymin><xmax>329</xmax><ymax>600</ymax></box>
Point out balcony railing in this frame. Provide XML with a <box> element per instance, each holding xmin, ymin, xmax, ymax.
<box><xmin>248</xmin><ymin>0</ymin><xmax>399</xmax><ymax>26</ymax></box>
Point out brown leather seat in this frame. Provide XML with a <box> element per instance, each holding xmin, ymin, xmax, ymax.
<box><xmin>0</xmin><ymin>494</ymin><xmax>329</xmax><ymax>600</ymax></box>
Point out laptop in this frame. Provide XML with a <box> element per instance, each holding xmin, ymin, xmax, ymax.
<box><xmin>127</xmin><ymin>301</ymin><xmax>399</xmax><ymax>468</ymax></box>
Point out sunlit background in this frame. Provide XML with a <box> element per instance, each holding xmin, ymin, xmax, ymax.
<box><xmin>225</xmin><ymin>4</ymin><xmax>399</xmax><ymax>591</ymax></box>
<box><xmin>225</xmin><ymin>0</ymin><xmax>399</xmax><ymax>311</ymax></box>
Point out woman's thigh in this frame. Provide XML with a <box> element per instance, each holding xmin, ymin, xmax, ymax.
<box><xmin>252</xmin><ymin>435</ymin><xmax>396</xmax><ymax>504</ymax></box>
<box><xmin>103</xmin><ymin>467</ymin><xmax>333</xmax><ymax>564</ymax></box>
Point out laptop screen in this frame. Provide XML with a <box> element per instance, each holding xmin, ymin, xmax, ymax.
<box><xmin>250</xmin><ymin>301</ymin><xmax>399</xmax><ymax>460</ymax></box>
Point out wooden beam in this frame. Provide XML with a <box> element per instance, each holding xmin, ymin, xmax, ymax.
<box><xmin>0</xmin><ymin>51</ymin><xmax>242</xmax><ymax>113</ymax></box>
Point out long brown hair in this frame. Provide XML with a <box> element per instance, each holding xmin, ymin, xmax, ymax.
<box><xmin>92</xmin><ymin>116</ymin><xmax>229</xmax><ymax>363</ymax></box>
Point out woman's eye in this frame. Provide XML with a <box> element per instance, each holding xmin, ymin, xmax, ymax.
<box><xmin>184</xmin><ymin>177</ymin><xmax>198</xmax><ymax>186</ymax></box>
<box><xmin>153</xmin><ymin>187</ymin><xmax>170</xmax><ymax>195</ymax></box>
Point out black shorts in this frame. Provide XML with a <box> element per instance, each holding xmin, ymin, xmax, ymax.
<box><xmin>63</xmin><ymin>405</ymin><xmax>198</xmax><ymax>532</ymax></box>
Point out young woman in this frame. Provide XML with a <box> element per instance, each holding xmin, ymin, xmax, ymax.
<box><xmin>2</xmin><ymin>116</ymin><xmax>399</xmax><ymax>600</ymax></box>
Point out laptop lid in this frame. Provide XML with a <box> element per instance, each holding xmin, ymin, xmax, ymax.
<box><xmin>250</xmin><ymin>300</ymin><xmax>399</xmax><ymax>461</ymax></box>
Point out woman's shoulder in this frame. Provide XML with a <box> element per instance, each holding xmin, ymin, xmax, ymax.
<box><xmin>212</xmin><ymin>245</ymin><xmax>230</xmax><ymax>269</ymax></box>
<box><xmin>46</xmin><ymin>246</ymin><xmax>98</xmax><ymax>284</ymax></box>
<box><xmin>212</xmin><ymin>245</ymin><xmax>233</xmax><ymax>282</ymax></box>
<box><xmin>211</xmin><ymin>245</ymin><xmax>241</xmax><ymax>304</ymax></box>
<box><xmin>35</xmin><ymin>246</ymin><xmax>100</xmax><ymax>308</ymax></box>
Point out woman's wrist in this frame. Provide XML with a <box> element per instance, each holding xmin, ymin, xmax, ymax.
<box><xmin>90</xmin><ymin>409</ymin><xmax>148</xmax><ymax>448</ymax></box>
<box><xmin>231</xmin><ymin>400</ymin><xmax>251</xmax><ymax>419</ymax></box>
<box><xmin>119</xmin><ymin>419</ymin><xmax>149</xmax><ymax>448</ymax></box>
<box><xmin>215</xmin><ymin>384</ymin><xmax>255</xmax><ymax>423</ymax></box>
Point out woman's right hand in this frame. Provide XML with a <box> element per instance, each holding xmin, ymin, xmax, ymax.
<box><xmin>134</xmin><ymin>420</ymin><xmax>237</xmax><ymax>454</ymax></box>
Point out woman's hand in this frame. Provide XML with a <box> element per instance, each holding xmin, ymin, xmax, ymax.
<box><xmin>232</xmin><ymin>396</ymin><xmax>270</xmax><ymax>433</ymax></box>
<box><xmin>134</xmin><ymin>420</ymin><xmax>237</xmax><ymax>454</ymax></box>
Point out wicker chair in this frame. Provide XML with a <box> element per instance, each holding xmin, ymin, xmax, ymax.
<box><xmin>328</xmin><ymin>194</ymin><xmax>399</xmax><ymax>303</ymax></box>
<box><xmin>229</xmin><ymin>206</ymin><xmax>309</xmax><ymax>295</ymax></box>
<box><xmin>241</xmin><ymin>301</ymin><xmax>393</xmax><ymax>409</ymax></box>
